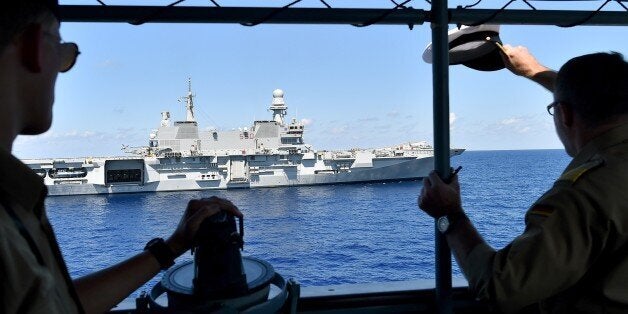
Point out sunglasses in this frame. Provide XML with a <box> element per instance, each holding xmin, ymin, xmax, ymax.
<box><xmin>44</xmin><ymin>32</ymin><xmax>80</xmax><ymax>73</ymax></box>
<box><xmin>58</xmin><ymin>42</ymin><xmax>80</xmax><ymax>73</ymax></box>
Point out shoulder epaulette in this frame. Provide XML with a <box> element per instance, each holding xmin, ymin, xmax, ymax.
<box><xmin>557</xmin><ymin>159</ymin><xmax>604</xmax><ymax>185</ymax></box>
<box><xmin>529</xmin><ymin>206</ymin><xmax>554</xmax><ymax>217</ymax></box>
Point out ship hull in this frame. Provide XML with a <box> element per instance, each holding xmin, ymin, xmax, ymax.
<box><xmin>35</xmin><ymin>154</ymin><xmax>442</xmax><ymax>196</ymax></box>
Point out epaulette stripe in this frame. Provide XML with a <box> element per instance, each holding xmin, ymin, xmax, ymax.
<box><xmin>529</xmin><ymin>207</ymin><xmax>554</xmax><ymax>217</ymax></box>
<box><xmin>558</xmin><ymin>159</ymin><xmax>603</xmax><ymax>184</ymax></box>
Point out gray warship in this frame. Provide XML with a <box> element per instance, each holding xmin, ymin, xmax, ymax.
<box><xmin>23</xmin><ymin>80</ymin><xmax>464</xmax><ymax>196</ymax></box>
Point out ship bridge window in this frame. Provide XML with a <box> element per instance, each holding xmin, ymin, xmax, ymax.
<box><xmin>281</xmin><ymin>137</ymin><xmax>301</xmax><ymax>144</ymax></box>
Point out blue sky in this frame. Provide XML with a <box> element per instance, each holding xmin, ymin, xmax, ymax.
<box><xmin>13</xmin><ymin>1</ymin><xmax>628</xmax><ymax>158</ymax></box>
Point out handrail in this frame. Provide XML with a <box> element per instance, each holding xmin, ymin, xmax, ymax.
<box><xmin>58</xmin><ymin>6</ymin><xmax>628</xmax><ymax>26</ymax></box>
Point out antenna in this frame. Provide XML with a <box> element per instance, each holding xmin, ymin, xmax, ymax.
<box><xmin>178</xmin><ymin>77</ymin><xmax>196</xmax><ymax>122</ymax></box>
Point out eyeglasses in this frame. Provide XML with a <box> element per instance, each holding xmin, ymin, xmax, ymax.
<box><xmin>547</xmin><ymin>101</ymin><xmax>559</xmax><ymax>116</ymax></box>
<box><xmin>44</xmin><ymin>32</ymin><xmax>80</xmax><ymax>73</ymax></box>
<box><xmin>58</xmin><ymin>42</ymin><xmax>80</xmax><ymax>72</ymax></box>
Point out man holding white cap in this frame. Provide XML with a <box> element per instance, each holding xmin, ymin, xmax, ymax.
<box><xmin>419</xmin><ymin>45</ymin><xmax>628</xmax><ymax>312</ymax></box>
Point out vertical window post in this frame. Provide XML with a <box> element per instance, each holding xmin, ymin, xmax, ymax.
<box><xmin>431</xmin><ymin>1</ymin><xmax>452</xmax><ymax>313</ymax></box>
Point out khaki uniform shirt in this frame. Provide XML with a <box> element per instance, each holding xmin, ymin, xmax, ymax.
<box><xmin>462</xmin><ymin>124</ymin><xmax>628</xmax><ymax>313</ymax></box>
<box><xmin>0</xmin><ymin>148</ymin><xmax>83</xmax><ymax>313</ymax></box>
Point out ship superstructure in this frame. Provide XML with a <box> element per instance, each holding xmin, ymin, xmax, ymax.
<box><xmin>23</xmin><ymin>80</ymin><xmax>464</xmax><ymax>196</ymax></box>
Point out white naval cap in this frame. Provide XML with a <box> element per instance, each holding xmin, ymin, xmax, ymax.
<box><xmin>422</xmin><ymin>24</ymin><xmax>505</xmax><ymax>72</ymax></box>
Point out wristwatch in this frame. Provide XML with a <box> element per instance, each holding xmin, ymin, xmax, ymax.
<box><xmin>144</xmin><ymin>238</ymin><xmax>176</xmax><ymax>270</ymax></box>
<box><xmin>437</xmin><ymin>211</ymin><xmax>468</xmax><ymax>234</ymax></box>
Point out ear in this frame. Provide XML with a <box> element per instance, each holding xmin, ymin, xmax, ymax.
<box><xmin>558</xmin><ymin>102</ymin><xmax>574</xmax><ymax>128</ymax></box>
<box><xmin>19</xmin><ymin>24</ymin><xmax>44</xmax><ymax>73</ymax></box>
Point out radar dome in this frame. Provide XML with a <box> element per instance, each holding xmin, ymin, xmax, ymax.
<box><xmin>272</xmin><ymin>89</ymin><xmax>284</xmax><ymax>98</ymax></box>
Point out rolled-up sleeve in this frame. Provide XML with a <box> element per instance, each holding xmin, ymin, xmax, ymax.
<box><xmin>462</xmin><ymin>242</ymin><xmax>496</xmax><ymax>298</ymax></box>
<box><xmin>458</xmin><ymin>186</ymin><xmax>605</xmax><ymax>313</ymax></box>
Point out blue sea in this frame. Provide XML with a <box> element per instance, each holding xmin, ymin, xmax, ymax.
<box><xmin>46</xmin><ymin>149</ymin><xmax>571</xmax><ymax>297</ymax></box>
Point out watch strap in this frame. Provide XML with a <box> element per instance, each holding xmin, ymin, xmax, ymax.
<box><xmin>441</xmin><ymin>211</ymin><xmax>469</xmax><ymax>234</ymax></box>
<box><xmin>145</xmin><ymin>238</ymin><xmax>176</xmax><ymax>270</ymax></box>
<box><xmin>448</xmin><ymin>211</ymin><xmax>468</xmax><ymax>224</ymax></box>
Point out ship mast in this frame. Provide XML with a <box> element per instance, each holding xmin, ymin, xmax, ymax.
<box><xmin>180</xmin><ymin>78</ymin><xmax>196</xmax><ymax>122</ymax></box>
<box><xmin>269</xmin><ymin>89</ymin><xmax>287</xmax><ymax>124</ymax></box>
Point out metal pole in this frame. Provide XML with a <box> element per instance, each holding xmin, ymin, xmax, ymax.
<box><xmin>431</xmin><ymin>1</ymin><xmax>452</xmax><ymax>313</ymax></box>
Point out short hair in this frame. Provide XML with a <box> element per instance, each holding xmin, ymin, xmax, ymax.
<box><xmin>555</xmin><ymin>52</ymin><xmax>628</xmax><ymax>127</ymax></box>
<box><xmin>0</xmin><ymin>1</ymin><xmax>59</xmax><ymax>51</ymax></box>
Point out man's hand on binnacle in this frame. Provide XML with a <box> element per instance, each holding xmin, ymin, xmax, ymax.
<box><xmin>418</xmin><ymin>171</ymin><xmax>463</xmax><ymax>218</ymax></box>
<box><xmin>166</xmin><ymin>196</ymin><xmax>243</xmax><ymax>257</ymax></box>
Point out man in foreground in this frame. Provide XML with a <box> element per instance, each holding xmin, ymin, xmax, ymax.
<box><xmin>419</xmin><ymin>48</ymin><xmax>628</xmax><ymax>312</ymax></box>
<box><xmin>0</xmin><ymin>2</ymin><xmax>242</xmax><ymax>313</ymax></box>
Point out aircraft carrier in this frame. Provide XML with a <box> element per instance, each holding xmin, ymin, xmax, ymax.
<box><xmin>23</xmin><ymin>81</ymin><xmax>464</xmax><ymax>196</ymax></box>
